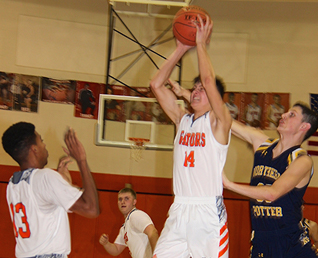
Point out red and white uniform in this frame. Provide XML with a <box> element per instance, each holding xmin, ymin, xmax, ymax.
<box><xmin>153</xmin><ymin>112</ymin><xmax>230</xmax><ymax>258</ymax></box>
<box><xmin>6</xmin><ymin>168</ymin><xmax>82</xmax><ymax>258</ymax></box>
<box><xmin>115</xmin><ymin>208</ymin><xmax>153</xmax><ymax>258</ymax></box>
<box><xmin>226</xmin><ymin>102</ymin><xmax>239</xmax><ymax>120</ymax></box>
<box><xmin>267</xmin><ymin>104</ymin><xmax>285</xmax><ymax>129</ymax></box>
<box><xmin>245</xmin><ymin>104</ymin><xmax>261</xmax><ymax>125</ymax></box>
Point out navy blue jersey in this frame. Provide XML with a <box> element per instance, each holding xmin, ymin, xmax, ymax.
<box><xmin>250</xmin><ymin>138</ymin><xmax>310</xmax><ymax>232</ymax></box>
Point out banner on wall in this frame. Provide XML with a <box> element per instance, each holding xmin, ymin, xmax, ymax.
<box><xmin>103</xmin><ymin>85</ymin><xmax>173</xmax><ymax>124</ymax></box>
<box><xmin>41</xmin><ymin>77</ymin><xmax>76</xmax><ymax>104</ymax></box>
<box><xmin>307</xmin><ymin>94</ymin><xmax>318</xmax><ymax>156</ymax></box>
<box><xmin>74</xmin><ymin>81</ymin><xmax>105</xmax><ymax>119</ymax></box>
<box><xmin>0</xmin><ymin>72</ymin><xmax>14</xmax><ymax>110</ymax></box>
<box><xmin>224</xmin><ymin>92</ymin><xmax>290</xmax><ymax>130</ymax></box>
<box><xmin>0</xmin><ymin>72</ymin><xmax>40</xmax><ymax>113</ymax></box>
<box><xmin>263</xmin><ymin>93</ymin><xmax>290</xmax><ymax>130</ymax></box>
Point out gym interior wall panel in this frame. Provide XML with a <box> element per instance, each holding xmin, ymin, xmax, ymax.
<box><xmin>225</xmin><ymin>199</ymin><xmax>251</xmax><ymax>257</ymax></box>
<box><xmin>16</xmin><ymin>15</ymin><xmax>107</xmax><ymax>76</ymax></box>
<box><xmin>0</xmin><ymin>183</ymin><xmax>16</xmax><ymax>257</ymax></box>
<box><xmin>1</xmin><ymin>169</ymin><xmax>318</xmax><ymax>257</ymax></box>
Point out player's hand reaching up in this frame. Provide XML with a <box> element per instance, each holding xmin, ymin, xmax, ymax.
<box><xmin>57</xmin><ymin>155</ymin><xmax>72</xmax><ymax>184</ymax></box>
<box><xmin>222</xmin><ymin>170</ymin><xmax>231</xmax><ymax>190</ymax></box>
<box><xmin>64</xmin><ymin>128</ymin><xmax>87</xmax><ymax>163</ymax></box>
<box><xmin>176</xmin><ymin>39</ymin><xmax>193</xmax><ymax>52</ymax></box>
<box><xmin>168</xmin><ymin>79</ymin><xmax>183</xmax><ymax>97</ymax></box>
<box><xmin>194</xmin><ymin>14</ymin><xmax>213</xmax><ymax>46</ymax></box>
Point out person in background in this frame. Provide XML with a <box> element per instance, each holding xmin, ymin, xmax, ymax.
<box><xmin>243</xmin><ymin>93</ymin><xmax>262</xmax><ymax>127</ymax></box>
<box><xmin>301</xmin><ymin>204</ymin><xmax>318</xmax><ymax>254</ymax></box>
<box><xmin>267</xmin><ymin>94</ymin><xmax>285</xmax><ymax>129</ymax></box>
<box><xmin>226</xmin><ymin>92</ymin><xmax>239</xmax><ymax>120</ymax></box>
<box><xmin>99</xmin><ymin>188</ymin><xmax>158</xmax><ymax>258</ymax></box>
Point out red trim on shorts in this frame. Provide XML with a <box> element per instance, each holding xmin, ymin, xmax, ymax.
<box><xmin>218</xmin><ymin>223</ymin><xmax>229</xmax><ymax>257</ymax></box>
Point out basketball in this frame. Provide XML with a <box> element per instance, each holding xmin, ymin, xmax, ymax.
<box><xmin>172</xmin><ymin>5</ymin><xmax>211</xmax><ymax>46</ymax></box>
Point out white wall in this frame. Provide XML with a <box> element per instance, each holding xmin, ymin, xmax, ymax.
<box><xmin>1</xmin><ymin>0</ymin><xmax>318</xmax><ymax>186</ymax></box>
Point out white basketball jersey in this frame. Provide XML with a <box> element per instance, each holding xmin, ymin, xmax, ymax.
<box><xmin>6</xmin><ymin>168</ymin><xmax>82</xmax><ymax>257</ymax></box>
<box><xmin>173</xmin><ymin>112</ymin><xmax>230</xmax><ymax>197</ymax></box>
<box><xmin>268</xmin><ymin>104</ymin><xmax>285</xmax><ymax>129</ymax></box>
<box><xmin>225</xmin><ymin>102</ymin><xmax>239</xmax><ymax>119</ymax></box>
<box><xmin>115</xmin><ymin>209</ymin><xmax>153</xmax><ymax>258</ymax></box>
<box><xmin>245</xmin><ymin>104</ymin><xmax>261</xmax><ymax>123</ymax></box>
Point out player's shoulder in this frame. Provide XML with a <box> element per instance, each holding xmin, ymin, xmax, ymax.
<box><xmin>256</xmin><ymin>138</ymin><xmax>278</xmax><ymax>152</ymax></box>
<box><xmin>289</xmin><ymin>147</ymin><xmax>309</xmax><ymax>161</ymax></box>
<box><xmin>32</xmin><ymin>168</ymin><xmax>63</xmax><ymax>183</ymax></box>
<box><xmin>130</xmin><ymin>209</ymin><xmax>148</xmax><ymax>216</ymax></box>
<box><xmin>129</xmin><ymin>209</ymin><xmax>151</xmax><ymax>221</ymax></box>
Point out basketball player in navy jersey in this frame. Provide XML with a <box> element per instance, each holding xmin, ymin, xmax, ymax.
<box><xmin>223</xmin><ymin>102</ymin><xmax>318</xmax><ymax>257</ymax></box>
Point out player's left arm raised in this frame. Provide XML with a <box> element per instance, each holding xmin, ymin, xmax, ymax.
<box><xmin>223</xmin><ymin>155</ymin><xmax>313</xmax><ymax>202</ymax></box>
<box><xmin>195</xmin><ymin>15</ymin><xmax>232</xmax><ymax>144</ymax></box>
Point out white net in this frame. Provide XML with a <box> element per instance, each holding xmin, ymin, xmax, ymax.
<box><xmin>129</xmin><ymin>138</ymin><xmax>149</xmax><ymax>162</ymax></box>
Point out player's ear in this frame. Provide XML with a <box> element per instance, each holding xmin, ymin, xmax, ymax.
<box><xmin>30</xmin><ymin>144</ymin><xmax>37</xmax><ymax>153</ymax></box>
<box><xmin>300</xmin><ymin>122</ymin><xmax>311</xmax><ymax>132</ymax></box>
<box><xmin>133</xmin><ymin>199</ymin><xmax>137</xmax><ymax>206</ymax></box>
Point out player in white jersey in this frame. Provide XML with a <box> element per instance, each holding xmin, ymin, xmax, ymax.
<box><xmin>150</xmin><ymin>15</ymin><xmax>231</xmax><ymax>258</ymax></box>
<box><xmin>99</xmin><ymin>188</ymin><xmax>158</xmax><ymax>257</ymax></box>
<box><xmin>2</xmin><ymin>122</ymin><xmax>100</xmax><ymax>258</ymax></box>
<box><xmin>243</xmin><ymin>93</ymin><xmax>262</xmax><ymax>127</ymax></box>
<box><xmin>226</xmin><ymin>92</ymin><xmax>239</xmax><ymax>120</ymax></box>
<box><xmin>267</xmin><ymin>94</ymin><xmax>285</xmax><ymax>129</ymax></box>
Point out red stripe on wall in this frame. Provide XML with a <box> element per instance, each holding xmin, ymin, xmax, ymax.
<box><xmin>0</xmin><ymin>164</ymin><xmax>173</xmax><ymax>195</ymax></box>
<box><xmin>308</xmin><ymin>141</ymin><xmax>318</xmax><ymax>147</ymax></box>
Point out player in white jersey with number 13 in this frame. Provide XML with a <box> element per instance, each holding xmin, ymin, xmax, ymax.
<box><xmin>150</xmin><ymin>14</ymin><xmax>232</xmax><ymax>258</ymax></box>
<box><xmin>2</xmin><ymin>122</ymin><xmax>100</xmax><ymax>258</ymax></box>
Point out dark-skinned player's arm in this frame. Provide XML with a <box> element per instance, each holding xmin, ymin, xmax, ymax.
<box><xmin>65</xmin><ymin>128</ymin><xmax>100</xmax><ymax>218</ymax></box>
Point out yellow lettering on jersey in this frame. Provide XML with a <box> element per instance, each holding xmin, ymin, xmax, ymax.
<box><xmin>301</xmin><ymin>236</ymin><xmax>310</xmax><ymax>246</ymax></box>
<box><xmin>252</xmin><ymin>165</ymin><xmax>280</xmax><ymax>180</ymax></box>
<box><xmin>276</xmin><ymin>207</ymin><xmax>282</xmax><ymax>217</ymax></box>
<box><xmin>252</xmin><ymin>205</ymin><xmax>283</xmax><ymax>218</ymax></box>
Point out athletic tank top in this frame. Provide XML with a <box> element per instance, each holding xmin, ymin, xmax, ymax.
<box><xmin>250</xmin><ymin>139</ymin><xmax>311</xmax><ymax>232</ymax></box>
<box><xmin>173</xmin><ymin>112</ymin><xmax>230</xmax><ymax>197</ymax></box>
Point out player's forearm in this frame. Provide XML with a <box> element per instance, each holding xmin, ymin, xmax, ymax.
<box><xmin>77</xmin><ymin>160</ymin><xmax>100</xmax><ymax>217</ymax></box>
<box><xmin>180</xmin><ymin>87</ymin><xmax>191</xmax><ymax>102</ymax></box>
<box><xmin>225</xmin><ymin>181</ymin><xmax>276</xmax><ymax>202</ymax></box>
<box><xmin>196</xmin><ymin>43</ymin><xmax>231</xmax><ymax>126</ymax></box>
<box><xmin>196</xmin><ymin>42</ymin><xmax>215</xmax><ymax>82</ymax></box>
<box><xmin>148</xmin><ymin>229</ymin><xmax>159</xmax><ymax>253</ymax></box>
<box><xmin>150</xmin><ymin>46</ymin><xmax>187</xmax><ymax>91</ymax></box>
<box><xmin>102</xmin><ymin>242</ymin><xmax>122</xmax><ymax>256</ymax></box>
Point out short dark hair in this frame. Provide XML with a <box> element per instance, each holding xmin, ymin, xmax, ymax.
<box><xmin>118</xmin><ymin>187</ymin><xmax>137</xmax><ymax>199</ymax></box>
<box><xmin>293</xmin><ymin>102</ymin><xmax>318</xmax><ymax>142</ymax></box>
<box><xmin>2</xmin><ymin>122</ymin><xmax>37</xmax><ymax>164</ymax></box>
<box><xmin>193</xmin><ymin>75</ymin><xmax>225</xmax><ymax>98</ymax></box>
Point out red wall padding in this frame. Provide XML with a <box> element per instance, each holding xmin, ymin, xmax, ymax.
<box><xmin>1</xmin><ymin>165</ymin><xmax>318</xmax><ymax>258</ymax></box>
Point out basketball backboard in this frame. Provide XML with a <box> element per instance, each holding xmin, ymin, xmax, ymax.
<box><xmin>96</xmin><ymin>94</ymin><xmax>185</xmax><ymax>150</ymax></box>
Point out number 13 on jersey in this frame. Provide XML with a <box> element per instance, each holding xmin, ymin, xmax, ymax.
<box><xmin>10</xmin><ymin>202</ymin><xmax>31</xmax><ymax>238</ymax></box>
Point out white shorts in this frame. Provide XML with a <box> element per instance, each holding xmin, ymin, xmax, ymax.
<box><xmin>153</xmin><ymin>196</ymin><xmax>229</xmax><ymax>258</ymax></box>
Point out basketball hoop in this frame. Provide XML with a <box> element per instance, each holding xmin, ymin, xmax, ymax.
<box><xmin>129</xmin><ymin>137</ymin><xmax>150</xmax><ymax>162</ymax></box>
